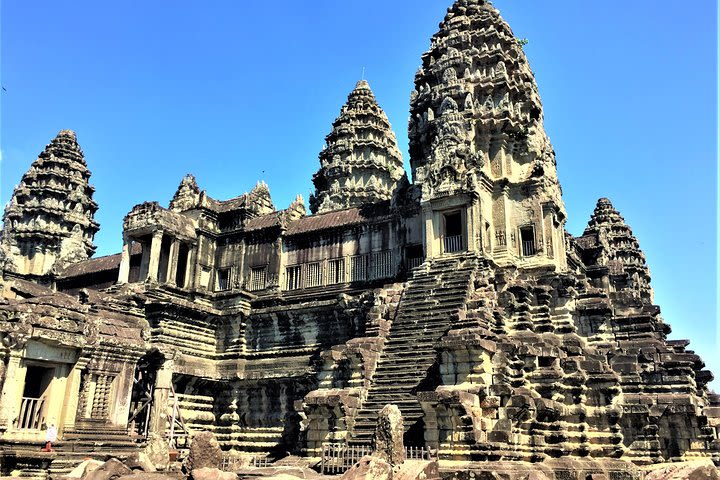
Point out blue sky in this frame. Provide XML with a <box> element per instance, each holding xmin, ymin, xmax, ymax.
<box><xmin>1</xmin><ymin>1</ymin><xmax>717</xmax><ymax>387</ymax></box>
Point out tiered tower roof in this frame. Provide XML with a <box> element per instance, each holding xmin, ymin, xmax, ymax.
<box><xmin>1</xmin><ymin>130</ymin><xmax>99</xmax><ymax>275</ymax></box>
<box><xmin>409</xmin><ymin>0</ymin><xmax>564</xmax><ymax>208</ymax></box>
<box><xmin>310</xmin><ymin>80</ymin><xmax>405</xmax><ymax>214</ymax></box>
<box><xmin>583</xmin><ymin>197</ymin><xmax>653</xmax><ymax>302</ymax></box>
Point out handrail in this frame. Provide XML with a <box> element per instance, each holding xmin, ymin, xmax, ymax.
<box><xmin>16</xmin><ymin>396</ymin><xmax>45</xmax><ymax>430</ymax></box>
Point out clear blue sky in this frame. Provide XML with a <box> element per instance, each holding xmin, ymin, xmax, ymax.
<box><xmin>1</xmin><ymin>1</ymin><xmax>717</xmax><ymax>387</ymax></box>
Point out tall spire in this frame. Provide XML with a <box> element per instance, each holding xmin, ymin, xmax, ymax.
<box><xmin>408</xmin><ymin>0</ymin><xmax>567</xmax><ymax>267</ymax></box>
<box><xmin>583</xmin><ymin>198</ymin><xmax>653</xmax><ymax>302</ymax></box>
<box><xmin>1</xmin><ymin>130</ymin><xmax>99</xmax><ymax>276</ymax></box>
<box><xmin>310</xmin><ymin>80</ymin><xmax>405</xmax><ymax>214</ymax></box>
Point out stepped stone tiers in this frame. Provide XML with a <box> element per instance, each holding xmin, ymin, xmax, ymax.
<box><xmin>1</xmin><ymin>130</ymin><xmax>99</xmax><ymax>279</ymax></box>
<box><xmin>310</xmin><ymin>80</ymin><xmax>405</xmax><ymax>215</ymax></box>
<box><xmin>0</xmin><ymin>1</ymin><xmax>717</xmax><ymax>479</ymax></box>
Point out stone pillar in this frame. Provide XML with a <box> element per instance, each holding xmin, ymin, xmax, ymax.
<box><xmin>501</xmin><ymin>184</ymin><xmax>512</xmax><ymax>253</ymax></box>
<box><xmin>167</xmin><ymin>239</ymin><xmax>180</xmax><ymax>286</ymax></box>
<box><xmin>422</xmin><ymin>204</ymin><xmax>434</xmax><ymax>259</ymax></box>
<box><xmin>117</xmin><ymin>235</ymin><xmax>132</xmax><ymax>284</ymax></box>
<box><xmin>184</xmin><ymin>245</ymin><xmax>197</xmax><ymax>289</ymax></box>
<box><xmin>59</xmin><ymin>358</ymin><xmax>89</xmax><ymax>430</ymax></box>
<box><xmin>0</xmin><ymin>352</ymin><xmax>23</xmax><ymax>432</ymax></box>
<box><xmin>148</xmin><ymin>358</ymin><xmax>174</xmax><ymax>436</ymax></box>
<box><xmin>147</xmin><ymin>230</ymin><xmax>163</xmax><ymax>282</ymax></box>
<box><xmin>139</xmin><ymin>240</ymin><xmax>151</xmax><ymax>280</ymax></box>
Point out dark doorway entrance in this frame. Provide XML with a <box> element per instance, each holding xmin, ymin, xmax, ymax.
<box><xmin>443</xmin><ymin>211</ymin><xmax>463</xmax><ymax>253</ymax></box>
<box><xmin>17</xmin><ymin>365</ymin><xmax>54</xmax><ymax>429</ymax></box>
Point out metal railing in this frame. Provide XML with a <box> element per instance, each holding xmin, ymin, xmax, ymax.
<box><xmin>443</xmin><ymin>235</ymin><xmax>463</xmax><ymax>253</ymax></box>
<box><xmin>16</xmin><ymin>396</ymin><xmax>45</xmax><ymax>430</ymax></box>
<box><xmin>522</xmin><ymin>240</ymin><xmax>536</xmax><ymax>256</ymax></box>
<box><xmin>405</xmin><ymin>445</ymin><xmax>438</xmax><ymax>460</ymax></box>
<box><xmin>320</xmin><ymin>444</ymin><xmax>437</xmax><ymax>474</ymax></box>
<box><xmin>321</xmin><ymin>443</ymin><xmax>372</xmax><ymax>474</ymax></box>
<box><xmin>221</xmin><ymin>454</ymin><xmax>271</xmax><ymax>471</ymax></box>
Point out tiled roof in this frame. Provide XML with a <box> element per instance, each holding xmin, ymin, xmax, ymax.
<box><xmin>285</xmin><ymin>207</ymin><xmax>372</xmax><ymax>235</ymax></box>
<box><xmin>59</xmin><ymin>243</ymin><xmax>141</xmax><ymax>278</ymax></box>
<box><xmin>244</xmin><ymin>213</ymin><xmax>281</xmax><ymax>231</ymax></box>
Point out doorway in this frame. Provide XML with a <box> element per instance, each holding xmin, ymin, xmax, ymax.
<box><xmin>16</xmin><ymin>365</ymin><xmax>54</xmax><ymax>429</ymax></box>
<box><xmin>443</xmin><ymin>211</ymin><xmax>463</xmax><ymax>253</ymax></box>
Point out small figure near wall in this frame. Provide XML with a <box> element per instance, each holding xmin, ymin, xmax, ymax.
<box><xmin>41</xmin><ymin>421</ymin><xmax>57</xmax><ymax>452</ymax></box>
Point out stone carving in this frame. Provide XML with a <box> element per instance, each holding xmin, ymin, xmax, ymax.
<box><xmin>187</xmin><ymin>431</ymin><xmax>223</xmax><ymax>471</ymax></box>
<box><xmin>373</xmin><ymin>404</ymin><xmax>405</xmax><ymax>466</ymax></box>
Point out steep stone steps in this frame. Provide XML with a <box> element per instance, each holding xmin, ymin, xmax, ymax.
<box><xmin>349</xmin><ymin>252</ymin><xmax>478</xmax><ymax>445</ymax></box>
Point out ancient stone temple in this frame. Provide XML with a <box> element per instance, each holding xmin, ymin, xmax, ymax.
<box><xmin>0</xmin><ymin>1</ymin><xmax>717</xmax><ymax>479</ymax></box>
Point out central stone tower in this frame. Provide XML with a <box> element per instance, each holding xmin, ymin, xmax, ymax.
<box><xmin>410</xmin><ymin>0</ymin><xmax>566</xmax><ymax>269</ymax></box>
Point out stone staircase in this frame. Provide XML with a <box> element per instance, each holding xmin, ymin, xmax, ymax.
<box><xmin>349</xmin><ymin>252</ymin><xmax>478</xmax><ymax>445</ymax></box>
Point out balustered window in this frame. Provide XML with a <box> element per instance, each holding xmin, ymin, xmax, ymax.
<box><xmin>350</xmin><ymin>255</ymin><xmax>368</xmax><ymax>282</ymax></box>
<box><xmin>328</xmin><ymin>258</ymin><xmax>345</xmax><ymax>284</ymax></box>
<box><xmin>285</xmin><ymin>265</ymin><xmax>302</xmax><ymax>290</ymax></box>
<box><xmin>248</xmin><ymin>266</ymin><xmax>267</xmax><ymax>291</ymax></box>
<box><xmin>371</xmin><ymin>250</ymin><xmax>392</xmax><ymax>279</ymax></box>
<box><xmin>520</xmin><ymin>226</ymin><xmax>537</xmax><ymax>256</ymax></box>
<box><xmin>216</xmin><ymin>268</ymin><xmax>230</xmax><ymax>291</ymax></box>
<box><xmin>305</xmin><ymin>262</ymin><xmax>322</xmax><ymax>288</ymax></box>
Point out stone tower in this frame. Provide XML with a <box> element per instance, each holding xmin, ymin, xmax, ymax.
<box><xmin>0</xmin><ymin>130</ymin><xmax>99</xmax><ymax>277</ymax></box>
<box><xmin>310</xmin><ymin>80</ymin><xmax>405</xmax><ymax>214</ymax></box>
<box><xmin>582</xmin><ymin>198</ymin><xmax>654</xmax><ymax>303</ymax></box>
<box><xmin>409</xmin><ymin>0</ymin><xmax>566</xmax><ymax>268</ymax></box>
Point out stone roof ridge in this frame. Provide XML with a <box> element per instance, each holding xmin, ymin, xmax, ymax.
<box><xmin>169</xmin><ymin>173</ymin><xmax>201</xmax><ymax>212</ymax></box>
<box><xmin>310</xmin><ymin>79</ymin><xmax>405</xmax><ymax>215</ymax></box>
<box><xmin>247</xmin><ymin>180</ymin><xmax>275</xmax><ymax>215</ymax></box>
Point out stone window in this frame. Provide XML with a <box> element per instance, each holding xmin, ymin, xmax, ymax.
<box><xmin>350</xmin><ymin>255</ymin><xmax>367</xmax><ymax>282</ymax></box>
<box><xmin>248</xmin><ymin>266</ymin><xmax>267</xmax><ymax>291</ymax></box>
<box><xmin>286</xmin><ymin>265</ymin><xmax>302</xmax><ymax>290</ymax></box>
<box><xmin>328</xmin><ymin>258</ymin><xmax>345</xmax><ymax>284</ymax></box>
<box><xmin>216</xmin><ymin>268</ymin><xmax>230</xmax><ymax>291</ymax></box>
<box><xmin>520</xmin><ymin>226</ymin><xmax>537</xmax><ymax>256</ymax></box>
<box><xmin>443</xmin><ymin>211</ymin><xmax>463</xmax><ymax>253</ymax></box>
<box><xmin>305</xmin><ymin>262</ymin><xmax>322</xmax><ymax>288</ymax></box>
<box><xmin>406</xmin><ymin>245</ymin><xmax>423</xmax><ymax>270</ymax></box>
<box><xmin>371</xmin><ymin>250</ymin><xmax>392</xmax><ymax>280</ymax></box>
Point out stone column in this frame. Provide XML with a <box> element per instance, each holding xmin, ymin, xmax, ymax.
<box><xmin>502</xmin><ymin>184</ymin><xmax>512</xmax><ymax>253</ymax></box>
<box><xmin>184</xmin><ymin>245</ymin><xmax>197</xmax><ymax>289</ymax></box>
<box><xmin>147</xmin><ymin>230</ymin><xmax>164</xmax><ymax>282</ymax></box>
<box><xmin>117</xmin><ymin>235</ymin><xmax>132</xmax><ymax>284</ymax></box>
<box><xmin>148</xmin><ymin>358</ymin><xmax>174</xmax><ymax>436</ymax></box>
<box><xmin>422</xmin><ymin>203</ymin><xmax>434</xmax><ymax>259</ymax></box>
<box><xmin>167</xmin><ymin>238</ymin><xmax>180</xmax><ymax>286</ymax></box>
<box><xmin>0</xmin><ymin>352</ymin><xmax>23</xmax><ymax>432</ymax></box>
<box><xmin>59</xmin><ymin>358</ymin><xmax>89</xmax><ymax>430</ymax></box>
